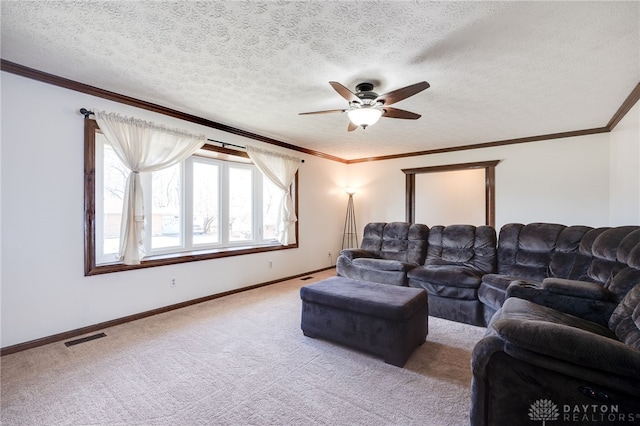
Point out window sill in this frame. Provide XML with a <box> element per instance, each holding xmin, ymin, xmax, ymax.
<box><xmin>86</xmin><ymin>243</ymin><xmax>297</xmax><ymax>276</ymax></box>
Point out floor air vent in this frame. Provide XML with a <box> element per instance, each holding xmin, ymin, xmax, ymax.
<box><xmin>300</xmin><ymin>276</ymin><xmax>314</xmax><ymax>281</ymax></box>
<box><xmin>64</xmin><ymin>332</ymin><xmax>106</xmax><ymax>347</ymax></box>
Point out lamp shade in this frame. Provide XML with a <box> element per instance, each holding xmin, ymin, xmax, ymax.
<box><xmin>347</xmin><ymin>107</ymin><xmax>383</xmax><ymax>128</ymax></box>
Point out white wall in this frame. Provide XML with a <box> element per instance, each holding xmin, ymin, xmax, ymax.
<box><xmin>0</xmin><ymin>72</ymin><xmax>347</xmax><ymax>348</ymax></box>
<box><xmin>609</xmin><ymin>101</ymin><xmax>640</xmax><ymax>225</ymax></box>
<box><xmin>414</xmin><ymin>168</ymin><xmax>486</xmax><ymax>226</ymax></box>
<box><xmin>347</xmin><ymin>133</ymin><xmax>612</xmax><ymax>233</ymax></box>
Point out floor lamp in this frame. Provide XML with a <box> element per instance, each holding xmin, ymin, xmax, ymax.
<box><xmin>342</xmin><ymin>190</ymin><xmax>358</xmax><ymax>249</ymax></box>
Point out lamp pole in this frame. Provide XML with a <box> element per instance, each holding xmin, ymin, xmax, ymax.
<box><xmin>342</xmin><ymin>191</ymin><xmax>358</xmax><ymax>249</ymax></box>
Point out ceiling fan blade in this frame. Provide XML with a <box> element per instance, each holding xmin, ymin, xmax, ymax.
<box><xmin>376</xmin><ymin>81</ymin><xmax>430</xmax><ymax>106</ymax></box>
<box><xmin>381</xmin><ymin>107</ymin><xmax>422</xmax><ymax>120</ymax></box>
<box><xmin>329</xmin><ymin>81</ymin><xmax>359</xmax><ymax>103</ymax></box>
<box><xmin>347</xmin><ymin>121</ymin><xmax>358</xmax><ymax>132</ymax></box>
<box><xmin>298</xmin><ymin>109</ymin><xmax>346</xmax><ymax>115</ymax></box>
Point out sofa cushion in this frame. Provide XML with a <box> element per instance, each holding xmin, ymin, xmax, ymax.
<box><xmin>592</xmin><ymin>226</ymin><xmax>639</xmax><ymax>261</ymax></box>
<box><xmin>478</xmin><ymin>274</ymin><xmax>529</xmax><ymax>310</ymax></box>
<box><xmin>480</xmin><ymin>273</ymin><xmax>516</xmax><ymax>291</ymax></box>
<box><xmin>585</xmin><ymin>226</ymin><xmax>640</xmax><ymax>288</ymax></box>
<box><xmin>408</xmin><ymin>263</ymin><xmax>484</xmax><ymax>287</ymax></box>
<box><xmin>427</xmin><ymin>225</ymin><xmax>475</xmax><ymax>261</ymax></box>
<box><xmin>548</xmin><ymin>225</ymin><xmax>593</xmax><ymax>279</ymax></box>
<box><xmin>408</xmin><ymin>280</ymin><xmax>478</xmax><ymax>300</ymax></box>
<box><xmin>617</xmin><ymin>229</ymin><xmax>640</xmax><ymax>264</ymax></box>
<box><xmin>609</xmin><ymin>284</ymin><xmax>640</xmax><ymax>349</ymax></box>
<box><xmin>604</xmin><ymin>229</ymin><xmax>640</xmax><ymax>300</ymax></box>
<box><xmin>491</xmin><ymin>297</ymin><xmax>616</xmax><ymax>338</ymax></box>
<box><xmin>381</xmin><ymin>239</ymin><xmax>409</xmax><ymax>255</ymax></box>
<box><xmin>375</xmin><ymin>222</ymin><xmax>429</xmax><ymax>264</ymax></box>
<box><xmin>607</xmin><ymin>267</ymin><xmax>640</xmax><ymax>301</ymax></box>
<box><xmin>360</xmin><ymin>222</ymin><xmax>386</xmax><ymax>254</ymax></box>
<box><xmin>578</xmin><ymin>227</ymin><xmax>610</xmax><ymax>255</ymax></box>
<box><xmin>472</xmin><ymin>225</ymin><xmax>498</xmax><ymax>273</ymax></box>
<box><xmin>628</xmin><ymin>242</ymin><xmax>640</xmax><ymax>269</ymax></box>
<box><xmin>380</xmin><ymin>223</ymin><xmax>411</xmax><ymax>258</ymax></box>
<box><xmin>383</xmin><ymin>221</ymin><xmax>410</xmax><ymax>240</ymax></box>
<box><xmin>425</xmin><ymin>225</ymin><xmax>496</xmax><ymax>272</ymax></box>
<box><xmin>352</xmin><ymin>258</ymin><xmax>414</xmax><ymax>272</ymax></box>
<box><xmin>496</xmin><ymin>223</ymin><xmax>565</xmax><ymax>280</ymax></box>
<box><xmin>406</xmin><ymin>223</ymin><xmax>430</xmax><ymax>265</ymax></box>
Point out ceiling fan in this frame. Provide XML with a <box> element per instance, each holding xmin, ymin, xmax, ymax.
<box><xmin>299</xmin><ymin>80</ymin><xmax>430</xmax><ymax>131</ymax></box>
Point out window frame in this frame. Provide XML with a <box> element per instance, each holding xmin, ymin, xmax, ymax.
<box><xmin>84</xmin><ymin>119</ymin><xmax>298</xmax><ymax>276</ymax></box>
<box><xmin>402</xmin><ymin>160</ymin><xmax>500</xmax><ymax>227</ymax></box>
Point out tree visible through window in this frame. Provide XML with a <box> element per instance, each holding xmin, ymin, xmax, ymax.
<box><xmin>150</xmin><ymin>163</ymin><xmax>182</xmax><ymax>250</ymax></box>
<box><xmin>192</xmin><ymin>160</ymin><xmax>220</xmax><ymax>244</ymax></box>
<box><xmin>228</xmin><ymin>166</ymin><xmax>253</xmax><ymax>242</ymax></box>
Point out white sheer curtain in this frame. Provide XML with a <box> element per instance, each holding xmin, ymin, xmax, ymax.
<box><xmin>94</xmin><ymin>110</ymin><xmax>206</xmax><ymax>265</ymax></box>
<box><xmin>246</xmin><ymin>145</ymin><xmax>301</xmax><ymax>245</ymax></box>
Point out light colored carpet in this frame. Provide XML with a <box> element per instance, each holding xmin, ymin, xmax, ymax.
<box><xmin>1</xmin><ymin>269</ymin><xmax>487</xmax><ymax>425</ymax></box>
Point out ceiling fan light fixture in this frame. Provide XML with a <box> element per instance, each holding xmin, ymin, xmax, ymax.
<box><xmin>347</xmin><ymin>107</ymin><xmax>383</xmax><ymax>128</ymax></box>
<box><xmin>300</xmin><ymin>80</ymin><xmax>429</xmax><ymax>131</ymax></box>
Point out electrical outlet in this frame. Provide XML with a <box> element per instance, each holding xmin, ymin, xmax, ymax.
<box><xmin>268</xmin><ymin>260</ymin><xmax>273</xmax><ymax>268</ymax></box>
<box><xmin>170</xmin><ymin>278</ymin><xmax>176</xmax><ymax>288</ymax></box>
<box><xmin>328</xmin><ymin>251</ymin><xmax>332</xmax><ymax>257</ymax></box>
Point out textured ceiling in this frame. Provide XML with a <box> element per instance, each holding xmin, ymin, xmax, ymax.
<box><xmin>1</xmin><ymin>1</ymin><xmax>639</xmax><ymax>161</ymax></box>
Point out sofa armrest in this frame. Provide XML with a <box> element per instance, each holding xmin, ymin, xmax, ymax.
<box><xmin>542</xmin><ymin>278</ymin><xmax>615</xmax><ymax>301</ymax></box>
<box><xmin>507</xmin><ymin>279</ymin><xmax>618</xmax><ymax>325</ymax></box>
<box><xmin>353</xmin><ymin>258</ymin><xmax>416</xmax><ymax>272</ymax></box>
<box><xmin>339</xmin><ymin>249</ymin><xmax>373</xmax><ymax>261</ymax></box>
<box><xmin>492</xmin><ymin>318</ymin><xmax>640</xmax><ymax>380</ymax></box>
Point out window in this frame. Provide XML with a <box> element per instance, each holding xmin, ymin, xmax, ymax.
<box><xmin>85</xmin><ymin>119</ymin><xmax>298</xmax><ymax>275</ymax></box>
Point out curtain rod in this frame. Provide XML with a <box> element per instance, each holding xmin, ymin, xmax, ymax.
<box><xmin>80</xmin><ymin>108</ymin><xmax>304</xmax><ymax>162</ymax></box>
<box><xmin>80</xmin><ymin>108</ymin><xmax>245</xmax><ymax>151</ymax></box>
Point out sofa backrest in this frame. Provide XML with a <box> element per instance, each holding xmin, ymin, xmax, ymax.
<box><xmin>424</xmin><ymin>225</ymin><xmax>497</xmax><ymax>273</ymax></box>
<box><xmin>361</xmin><ymin>222</ymin><xmax>386</xmax><ymax>253</ymax></box>
<box><xmin>360</xmin><ymin>222</ymin><xmax>430</xmax><ymax>265</ymax></box>
<box><xmin>548</xmin><ymin>225</ymin><xmax>595</xmax><ymax>279</ymax></box>
<box><xmin>579</xmin><ymin>227</ymin><xmax>640</xmax><ymax>300</ymax></box>
<box><xmin>496</xmin><ymin>224</ymin><xmax>640</xmax><ymax>297</ymax></box>
<box><xmin>609</xmin><ymin>283</ymin><xmax>640</xmax><ymax>349</ymax></box>
<box><xmin>496</xmin><ymin>223</ymin><xmax>566</xmax><ymax>280</ymax></box>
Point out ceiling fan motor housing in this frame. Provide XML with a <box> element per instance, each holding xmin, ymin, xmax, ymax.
<box><xmin>355</xmin><ymin>82</ymin><xmax>374</xmax><ymax>92</ymax></box>
<box><xmin>354</xmin><ymin>83</ymin><xmax>381</xmax><ymax>107</ymax></box>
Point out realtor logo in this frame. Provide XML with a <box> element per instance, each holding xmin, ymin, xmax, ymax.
<box><xmin>529</xmin><ymin>399</ymin><xmax>559</xmax><ymax>425</ymax></box>
<box><xmin>527</xmin><ymin>398</ymin><xmax>640</xmax><ymax>424</ymax></box>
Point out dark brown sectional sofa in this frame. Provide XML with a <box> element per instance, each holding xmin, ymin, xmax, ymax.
<box><xmin>337</xmin><ymin>222</ymin><xmax>640</xmax><ymax>328</ymax></box>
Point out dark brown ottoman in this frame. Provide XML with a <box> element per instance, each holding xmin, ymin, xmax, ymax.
<box><xmin>300</xmin><ymin>276</ymin><xmax>428</xmax><ymax>367</ymax></box>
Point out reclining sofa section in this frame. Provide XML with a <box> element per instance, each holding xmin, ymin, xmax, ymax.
<box><xmin>407</xmin><ymin>225</ymin><xmax>497</xmax><ymax>327</ymax></box>
<box><xmin>336</xmin><ymin>222</ymin><xmax>429</xmax><ymax>287</ymax></box>
<box><xmin>480</xmin><ymin>224</ymin><xmax>640</xmax><ymax>326</ymax></box>
<box><xmin>470</xmin><ymin>282</ymin><xmax>640</xmax><ymax>425</ymax></box>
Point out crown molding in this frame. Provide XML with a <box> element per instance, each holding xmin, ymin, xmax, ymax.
<box><xmin>0</xmin><ymin>59</ymin><xmax>347</xmax><ymax>164</ymax></box>
<box><xmin>347</xmin><ymin>82</ymin><xmax>639</xmax><ymax>163</ymax></box>
<box><xmin>346</xmin><ymin>127</ymin><xmax>610</xmax><ymax>164</ymax></box>
<box><xmin>2</xmin><ymin>59</ymin><xmax>638</xmax><ymax>164</ymax></box>
<box><xmin>607</xmin><ymin>83</ymin><xmax>640</xmax><ymax>130</ymax></box>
